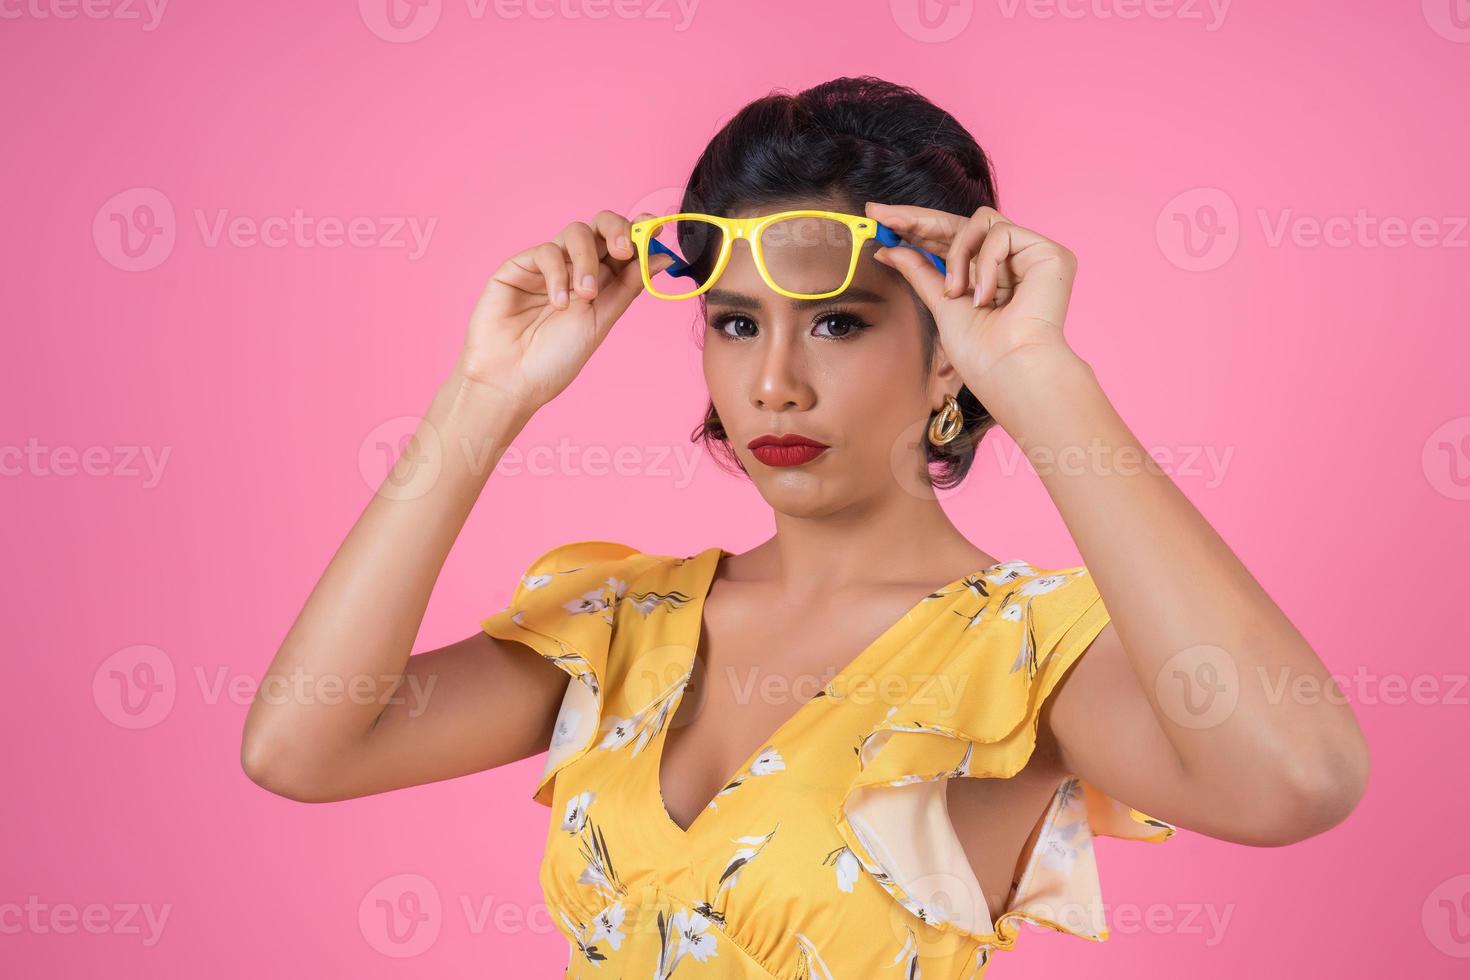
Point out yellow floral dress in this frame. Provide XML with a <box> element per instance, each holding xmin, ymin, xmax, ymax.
<box><xmin>481</xmin><ymin>540</ymin><xmax>1176</xmax><ymax>979</ymax></box>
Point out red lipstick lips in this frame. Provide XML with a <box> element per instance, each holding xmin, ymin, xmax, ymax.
<box><xmin>747</xmin><ymin>433</ymin><xmax>830</xmax><ymax>467</ymax></box>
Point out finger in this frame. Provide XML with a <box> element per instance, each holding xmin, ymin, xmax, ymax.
<box><xmin>945</xmin><ymin>209</ymin><xmax>1011</xmax><ymax>299</ymax></box>
<box><xmin>529</xmin><ymin>241</ymin><xmax>570</xmax><ymax>309</ymax></box>
<box><xmin>874</xmin><ymin>243</ymin><xmax>948</xmax><ymax>315</ymax></box>
<box><xmin>590</xmin><ymin>250</ymin><xmax>674</xmax><ymax>332</ymax></box>
<box><xmin>970</xmin><ymin>222</ymin><xmax>1015</xmax><ymax>308</ymax></box>
<box><xmin>864</xmin><ymin>201</ymin><xmax>965</xmax><ymax>253</ymax></box>
<box><xmin>555</xmin><ymin>221</ymin><xmax>602</xmax><ymax>301</ymax></box>
<box><xmin>589</xmin><ymin>209</ymin><xmax>636</xmax><ymax>263</ymax></box>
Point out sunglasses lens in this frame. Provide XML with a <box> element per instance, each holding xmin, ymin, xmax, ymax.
<box><xmin>758</xmin><ymin>216</ymin><xmax>858</xmax><ymax>297</ymax></box>
<box><xmin>646</xmin><ymin>217</ymin><xmax>724</xmax><ymax>298</ymax></box>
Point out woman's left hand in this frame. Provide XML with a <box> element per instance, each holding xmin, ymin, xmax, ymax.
<box><xmin>866</xmin><ymin>202</ymin><xmax>1081</xmax><ymax>400</ymax></box>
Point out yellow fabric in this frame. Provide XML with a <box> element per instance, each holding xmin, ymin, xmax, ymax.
<box><xmin>482</xmin><ymin>540</ymin><xmax>1176</xmax><ymax>979</ymax></box>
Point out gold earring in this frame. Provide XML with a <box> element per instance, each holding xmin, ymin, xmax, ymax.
<box><xmin>928</xmin><ymin>394</ymin><xmax>963</xmax><ymax>446</ymax></box>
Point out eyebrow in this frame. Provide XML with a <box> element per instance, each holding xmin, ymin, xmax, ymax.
<box><xmin>704</xmin><ymin>286</ymin><xmax>889</xmax><ymax>311</ymax></box>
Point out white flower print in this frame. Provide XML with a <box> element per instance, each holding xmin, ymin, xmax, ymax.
<box><xmin>1017</xmin><ymin>572</ymin><xmax>1074</xmax><ymax>597</ymax></box>
<box><xmin>984</xmin><ymin>559</ymin><xmax>1036</xmax><ymax>585</ymax></box>
<box><xmin>561</xmin><ymin>790</ymin><xmax>595</xmax><ymax>834</ymax></box>
<box><xmin>716</xmin><ymin>826</ymin><xmax>779</xmax><ymax>893</ymax></box>
<box><xmin>654</xmin><ymin>907</ymin><xmax>720</xmax><ymax>979</ymax></box>
<box><xmin>672</xmin><ymin>909</ymin><xmax>717</xmax><ymax>962</ymax></box>
<box><xmin>795</xmin><ymin>932</ymin><xmax>837</xmax><ymax>980</ymax></box>
<box><xmin>558</xmin><ymin>907</ymin><xmax>611</xmax><ymax>965</ymax></box>
<box><xmin>749</xmin><ymin>746</ymin><xmax>785</xmax><ymax>775</ymax></box>
<box><xmin>598</xmin><ymin>713</ymin><xmax>638</xmax><ymax>751</ymax></box>
<box><xmin>706</xmin><ymin>745</ymin><xmax>785</xmax><ymax>810</ymax></box>
<box><xmin>822</xmin><ymin>845</ymin><xmax>860</xmax><ymax>893</ymax></box>
<box><xmin>1036</xmin><ymin>817</ymin><xmax>1091</xmax><ymax>876</ymax></box>
<box><xmin>550</xmin><ymin>707</ymin><xmax>582</xmax><ymax>749</ymax></box>
<box><xmin>1037</xmin><ymin>778</ymin><xmax>1092</xmax><ymax>875</ymax></box>
<box><xmin>563</xmin><ymin>588</ymin><xmax>611</xmax><ymax>617</ymax></box>
<box><xmin>587</xmin><ymin>900</ymin><xmax>626</xmax><ymax>952</ymax></box>
<box><xmin>596</xmin><ymin>673</ymin><xmax>686</xmax><ymax>756</ymax></box>
<box><xmin>575</xmin><ymin>818</ymin><xmax>625</xmax><ymax>900</ymax></box>
<box><xmin>522</xmin><ymin>572</ymin><xmax>555</xmax><ymax>591</ymax></box>
<box><xmin>890</xmin><ymin>925</ymin><xmax>921</xmax><ymax>977</ymax></box>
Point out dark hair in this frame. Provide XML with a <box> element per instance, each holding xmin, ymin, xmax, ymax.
<box><xmin>682</xmin><ymin>76</ymin><xmax>1000</xmax><ymax>490</ymax></box>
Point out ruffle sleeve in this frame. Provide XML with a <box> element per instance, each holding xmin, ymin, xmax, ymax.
<box><xmin>480</xmin><ymin>539</ymin><xmax>657</xmax><ymax>808</ymax></box>
<box><xmin>833</xmin><ymin>564</ymin><xmax>1176</xmax><ymax>965</ymax></box>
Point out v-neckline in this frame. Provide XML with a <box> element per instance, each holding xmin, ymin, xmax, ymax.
<box><xmin>649</xmin><ymin>544</ymin><xmax>1007</xmax><ymax>842</ymax></box>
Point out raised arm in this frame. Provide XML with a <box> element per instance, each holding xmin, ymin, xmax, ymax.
<box><xmin>240</xmin><ymin>210</ymin><xmax>673</xmax><ymax>803</ymax></box>
<box><xmin>868</xmin><ymin>200</ymin><xmax>1370</xmax><ymax>846</ymax></box>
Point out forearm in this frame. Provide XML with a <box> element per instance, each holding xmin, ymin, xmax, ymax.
<box><xmin>983</xmin><ymin>346</ymin><xmax>1368</xmax><ymax>797</ymax></box>
<box><xmin>242</xmin><ymin>372</ymin><xmax>533</xmax><ymax>764</ymax></box>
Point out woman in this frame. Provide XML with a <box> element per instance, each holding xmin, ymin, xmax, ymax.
<box><xmin>241</xmin><ymin>77</ymin><xmax>1369</xmax><ymax>977</ymax></box>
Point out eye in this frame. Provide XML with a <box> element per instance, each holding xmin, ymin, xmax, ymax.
<box><xmin>812</xmin><ymin>310</ymin><xmax>871</xmax><ymax>341</ymax></box>
<box><xmin>710</xmin><ymin>313</ymin><xmax>758</xmax><ymax>340</ymax></box>
<box><xmin>708</xmin><ymin>309</ymin><xmax>874</xmax><ymax>342</ymax></box>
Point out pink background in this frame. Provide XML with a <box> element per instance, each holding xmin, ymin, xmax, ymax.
<box><xmin>4</xmin><ymin>1</ymin><xmax>1468</xmax><ymax>976</ymax></box>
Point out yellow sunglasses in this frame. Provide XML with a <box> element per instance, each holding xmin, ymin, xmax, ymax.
<box><xmin>629</xmin><ymin>209</ymin><xmax>949</xmax><ymax>301</ymax></box>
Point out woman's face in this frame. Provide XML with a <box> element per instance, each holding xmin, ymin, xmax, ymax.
<box><xmin>700</xmin><ymin>213</ymin><xmax>959</xmax><ymax>514</ymax></box>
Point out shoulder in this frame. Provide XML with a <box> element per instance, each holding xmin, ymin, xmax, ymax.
<box><xmin>905</xmin><ymin>560</ymin><xmax>1109</xmax><ymax>738</ymax></box>
<box><xmin>482</xmin><ymin>539</ymin><xmax>700</xmax><ymax>635</ymax></box>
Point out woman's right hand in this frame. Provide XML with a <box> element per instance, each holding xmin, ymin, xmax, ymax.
<box><xmin>454</xmin><ymin>209</ymin><xmax>675</xmax><ymax>416</ymax></box>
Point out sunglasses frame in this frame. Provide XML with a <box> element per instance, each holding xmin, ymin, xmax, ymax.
<box><xmin>629</xmin><ymin>209</ymin><xmax>949</xmax><ymax>301</ymax></box>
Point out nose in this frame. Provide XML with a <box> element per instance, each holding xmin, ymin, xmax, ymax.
<box><xmin>749</xmin><ymin>328</ymin><xmax>815</xmax><ymax>413</ymax></box>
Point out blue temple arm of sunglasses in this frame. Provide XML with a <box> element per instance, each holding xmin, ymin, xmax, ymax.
<box><xmin>873</xmin><ymin>222</ymin><xmax>948</xmax><ymax>275</ymax></box>
<box><xmin>645</xmin><ymin>221</ymin><xmax>948</xmax><ymax>281</ymax></box>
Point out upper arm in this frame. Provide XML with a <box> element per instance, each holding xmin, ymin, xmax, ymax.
<box><xmin>271</xmin><ymin>630</ymin><xmax>569</xmax><ymax>803</ymax></box>
<box><xmin>1041</xmin><ymin>622</ymin><xmax>1188</xmax><ymax>818</ymax></box>
<box><xmin>1041</xmin><ymin>621</ymin><xmax>1311</xmax><ymax>845</ymax></box>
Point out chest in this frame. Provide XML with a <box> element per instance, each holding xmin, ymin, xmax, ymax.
<box><xmin>653</xmin><ymin>579</ymin><xmax>1070</xmax><ymax>923</ymax></box>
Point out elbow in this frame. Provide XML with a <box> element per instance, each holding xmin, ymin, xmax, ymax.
<box><xmin>1253</xmin><ymin>734</ymin><xmax>1371</xmax><ymax>846</ymax></box>
<box><xmin>240</xmin><ymin>729</ymin><xmax>334</xmax><ymax>804</ymax></box>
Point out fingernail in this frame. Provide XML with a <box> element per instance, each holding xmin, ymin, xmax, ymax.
<box><xmin>972</xmin><ymin>279</ymin><xmax>983</xmax><ymax>308</ymax></box>
<box><xmin>616</xmin><ymin>235</ymin><xmax>630</xmax><ymax>254</ymax></box>
<box><xmin>944</xmin><ymin>270</ymin><xmax>955</xmax><ymax>293</ymax></box>
<box><xmin>581</xmin><ymin>274</ymin><xmax>596</xmax><ymax>294</ymax></box>
<box><xmin>555</xmin><ymin>288</ymin><xmax>568</xmax><ymax>308</ymax></box>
